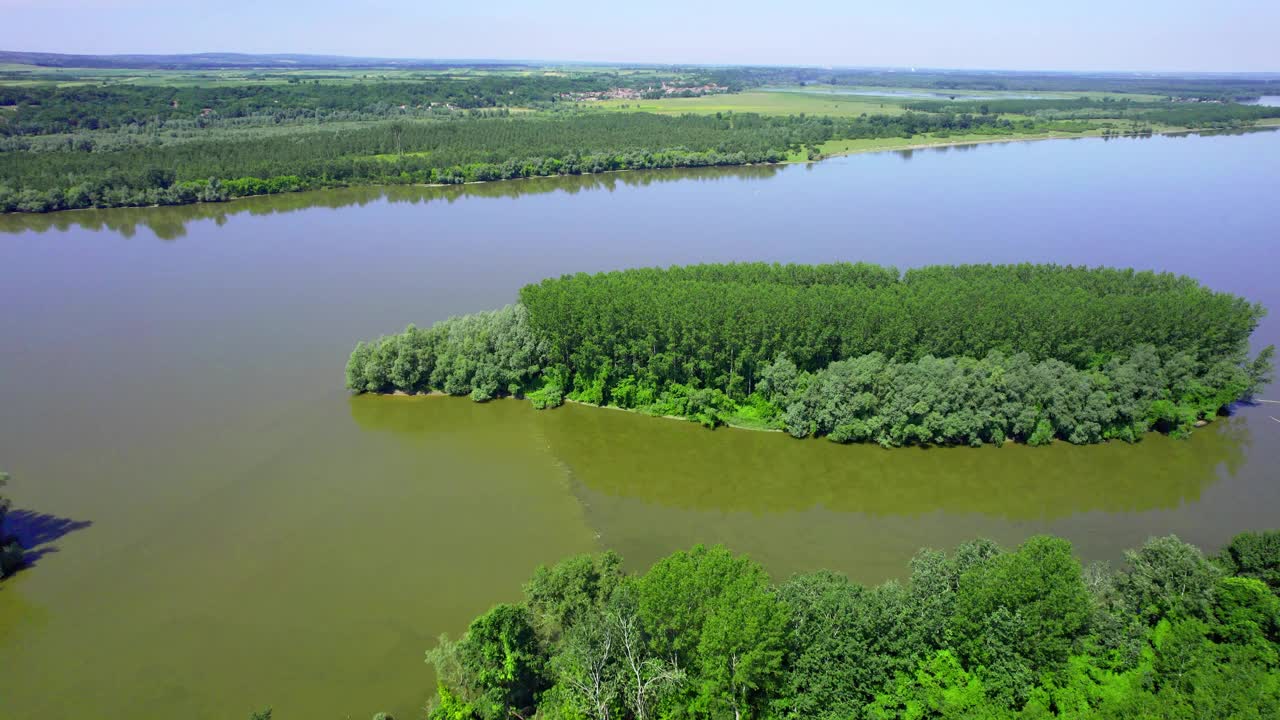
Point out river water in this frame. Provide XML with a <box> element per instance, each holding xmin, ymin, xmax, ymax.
<box><xmin>1</xmin><ymin>130</ymin><xmax>1278</xmax><ymax>719</ymax></box>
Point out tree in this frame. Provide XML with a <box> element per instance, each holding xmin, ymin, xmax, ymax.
<box><xmin>524</xmin><ymin>551</ymin><xmax>623</xmax><ymax>641</ymax></box>
<box><xmin>550</xmin><ymin>611</ymin><xmax>622</xmax><ymax>720</ymax></box>
<box><xmin>776</xmin><ymin>571</ymin><xmax>911</xmax><ymax>719</ymax></box>
<box><xmin>608</xmin><ymin>584</ymin><xmax>683</xmax><ymax>720</ymax></box>
<box><xmin>1118</xmin><ymin>535</ymin><xmax>1221</xmax><ymax>623</ymax></box>
<box><xmin>637</xmin><ymin>545</ymin><xmax>789</xmax><ymax>720</ymax></box>
<box><xmin>697</xmin><ymin>579</ymin><xmax>790</xmax><ymax>720</ymax></box>
<box><xmin>949</xmin><ymin>536</ymin><xmax>1091</xmax><ymax>675</ymax></box>
<box><xmin>447</xmin><ymin>604</ymin><xmax>547</xmax><ymax>720</ymax></box>
<box><xmin>865</xmin><ymin>650</ymin><xmax>989</xmax><ymax>720</ymax></box>
<box><xmin>1216</xmin><ymin>530</ymin><xmax>1280</xmax><ymax>596</ymax></box>
<box><xmin>0</xmin><ymin>471</ymin><xmax>23</xmax><ymax>579</ymax></box>
<box><xmin>1246</xmin><ymin>345</ymin><xmax>1275</xmax><ymax>396</ymax></box>
<box><xmin>0</xmin><ymin>471</ymin><xmax>9</xmax><ymax>528</ymax></box>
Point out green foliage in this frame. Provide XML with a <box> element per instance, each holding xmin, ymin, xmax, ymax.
<box><xmin>0</xmin><ymin>73</ymin><xmax>706</xmax><ymax>135</ymax></box>
<box><xmin>431</xmin><ymin>532</ymin><xmax>1280</xmax><ymax>719</ymax></box>
<box><xmin>1211</xmin><ymin>577</ymin><xmax>1280</xmax><ymax>648</ymax></box>
<box><xmin>1216</xmin><ymin>530</ymin><xmax>1280</xmax><ymax>596</ymax></box>
<box><xmin>345</xmin><ymin>305</ymin><xmax>545</xmax><ymax>400</ymax></box>
<box><xmin>450</xmin><ymin>604</ymin><xmax>547</xmax><ymax>720</ymax></box>
<box><xmin>776</xmin><ymin>571</ymin><xmax>912</xmax><ymax>719</ymax></box>
<box><xmin>866</xmin><ymin>650</ymin><xmax>989</xmax><ymax>720</ymax></box>
<box><xmin>525</xmin><ymin>551</ymin><xmax>623</xmax><ymax>641</ymax></box>
<box><xmin>515</xmin><ymin>262</ymin><xmax>1264</xmax><ymax>445</ymax></box>
<box><xmin>637</xmin><ymin>546</ymin><xmax>790</xmax><ymax>719</ymax></box>
<box><xmin>905</xmin><ymin>96</ymin><xmax>1280</xmax><ymax>127</ymax></box>
<box><xmin>1247</xmin><ymin>345</ymin><xmax>1276</xmax><ymax>396</ymax></box>
<box><xmin>0</xmin><ymin>112</ymin><xmax>808</xmax><ymax>211</ymax></box>
<box><xmin>1118</xmin><ymin>535</ymin><xmax>1222</xmax><ymax>624</ymax></box>
<box><xmin>429</xmin><ymin>684</ymin><xmax>476</xmax><ymax>720</ymax></box>
<box><xmin>948</xmin><ymin>536</ymin><xmax>1092</xmax><ymax>704</ymax></box>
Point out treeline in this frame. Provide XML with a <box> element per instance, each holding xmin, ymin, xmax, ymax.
<box><xmin>767</xmin><ymin>346</ymin><xmax>1266</xmax><ymax>445</ymax></box>
<box><xmin>0</xmin><ymin>165</ymin><xmax>781</xmax><ymax>240</ymax></box>
<box><xmin>424</xmin><ymin>531</ymin><xmax>1280</xmax><ymax>720</ymax></box>
<box><xmin>345</xmin><ymin>305</ymin><xmax>546</xmax><ymax>403</ymax></box>
<box><xmin>905</xmin><ymin>97</ymin><xmax>1280</xmax><ymax>127</ymax></box>
<box><xmin>0</xmin><ymin>472</ymin><xmax>24</xmax><ymax>578</ymax></box>
<box><xmin>1</xmin><ymin>110</ymin><xmax>1049</xmax><ymax>213</ymax></box>
<box><xmin>0</xmin><ymin>74</ymin><xmax>698</xmax><ymax>135</ymax></box>
<box><xmin>345</xmin><ymin>263</ymin><xmax>1272</xmax><ymax>446</ymax></box>
<box><xmin>518</xmin><ymin>263</ymin><xmax>1264</xmax><ymax>392</ymax></box>
<box><xmin>1</xmin><ymin>112</ymin><xmax>831</xmax><ymax>213</ymax></box>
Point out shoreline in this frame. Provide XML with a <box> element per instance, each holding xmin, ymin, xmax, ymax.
<box><xmin>359</xmin><ymin>390</ymin><xmax>1231</xmax><ymax>445</ymax></box>
<box><xmin>372</xmin><ymin>390</ymin><xmax>784</xmax><ymax>433</ymax></box>
<box><xmin>5</xmin><ymin>122</ymin><xmax>1278</xmax><ymax>217</ymax></box>
<box><xmin>802</xmin><ymin>120</ymin><xmax>1280</xmax><ymax>162</ymax></box>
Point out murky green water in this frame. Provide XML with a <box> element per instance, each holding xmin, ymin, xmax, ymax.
<box><xmin>1</xmin><ymin>131</ymin><xmax>1278</xmax><ymax>719</ymax></box>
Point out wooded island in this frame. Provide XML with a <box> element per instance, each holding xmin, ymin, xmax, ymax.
<box><xmin>345</xmin><ymin>262</ymin><xmax>1273</xmax><ymax>447</ymax></box>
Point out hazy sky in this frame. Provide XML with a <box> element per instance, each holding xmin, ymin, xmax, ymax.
<box><xmin>3</xmin><ymin>0</ymin><xmax>1277</xmax><ymax>72</ymax></box>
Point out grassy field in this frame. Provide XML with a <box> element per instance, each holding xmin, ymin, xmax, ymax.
<box><xmin>591</xmin><ymin>90</ymin><xmax>911</xmax><ymax>117</ymax></box>
<box><xmin>773</xmin><ymin>84</ymin><xmax>1168</xmax><ymax>103</ymax></box>
<box><xmin>587</xmin><ymin>86</ymin><xmax>1170</xmax><ymax>118</ymax></box>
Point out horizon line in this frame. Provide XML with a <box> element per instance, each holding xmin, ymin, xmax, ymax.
<box><xmin>2</xmin><ymin>49</ymin><xmax>1278</xmax><ymax>77</ymax></box>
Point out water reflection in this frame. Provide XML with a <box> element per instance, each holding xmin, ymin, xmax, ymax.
<box><xmin>541</xmin><ymin>403</ymin><xmax>1246</xmax><ymax>519</ymax></box>
<box><xmin>347</xmin><ymin>394</ymin><xmax>1248</xmax><ymax>525</ymax></box>
<box><xmin>0</xmin><ymin>164</ymin><xmax>783</xmax><ymax>241</ymax></box>
<box><xmin>889</xmin><ymin>127</ymin><xmax>1275</xmax><ymax>160</ymax></box>
<box><xmin>348</xmin><ymin>395</ymin><xmax>1252</xmax><ymax>581</ymax></box>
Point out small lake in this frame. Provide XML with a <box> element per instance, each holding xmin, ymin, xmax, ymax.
<box><xmin>1</xmin><ymin>129</ymin><xmax>1278</xmax><ymax>719</ymax></box>
<box><xmin>1243</xmin><ymin>95</ymin><xmax>1280</xmax><ymax>107</ymax></box>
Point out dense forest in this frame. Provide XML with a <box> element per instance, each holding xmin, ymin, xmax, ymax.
<box><xmin>0</xmin><ymin>109</ymin><xmax>1086</xmax><ymax>213</ymax></box>
<box><xmin>345</xmin><ymin>263</ymin><xmax>1273</xmax><ymax>446</ymax></box>
<box><xmin>0</xmin><ymin>113</ymin><xmax>796</xmax><ymax>212</ymax></box>
<box><xmin>0</xmin><ymin>75</ymin><xmax>693</xmax><ymax>135</ymax></box>
<box><xmin>0</xmin><ymin>471</ymin><xmax>24</xmax><ymax>578</ymax></box>
<box><xmin>423</xmin><ymin>531</ymin><xmax>1280</xmax><ymax>720</ymax></box>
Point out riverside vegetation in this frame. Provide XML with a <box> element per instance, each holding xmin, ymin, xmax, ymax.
<box><xmin>423</xmin><ymin>531</ymin><xmax>1280</xmax><ymax>720</ymax></box>
<box><xmin>4</xmin><ymin>62</ymin><xmax>1280</xmax><ymax>213</ymax></box>
<box><xmin>345</xmin><ymin>263</ymin><xmax>1273</xmax><ymax>447</ymax></box>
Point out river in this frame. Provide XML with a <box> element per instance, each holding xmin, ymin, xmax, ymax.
<box><xmin>1</xmin><ymin>129</ymin><xmax>1278</xmax><ymax>719</ymax></box>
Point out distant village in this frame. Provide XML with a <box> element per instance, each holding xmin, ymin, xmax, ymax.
<box><xmin>559</xmin><ymin>82</ymin><xmax>728</xmax><ymax>102</ymax></box>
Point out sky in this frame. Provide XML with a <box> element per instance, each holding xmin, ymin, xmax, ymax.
<box><xmin>2</xmin><ymin>0</ymin><xmax>1277</xmax><ymax>73</ymax></box>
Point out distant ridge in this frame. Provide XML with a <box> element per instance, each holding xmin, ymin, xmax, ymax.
<box><xmin>1</xmin><ymin>50</ymin><xmax>1276</xmax><ymax>78</ymax></box>
<box><xmin>0</xmin><ymin>50</ymin><xmax>537</xmax><ymax>70</ymax></box>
